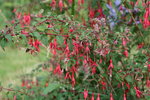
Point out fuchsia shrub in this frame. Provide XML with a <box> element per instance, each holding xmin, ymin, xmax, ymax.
<box><xmin>0</xmin><ymin>0</ymin><xmax>150</xmax><ymax>99</ymax></box>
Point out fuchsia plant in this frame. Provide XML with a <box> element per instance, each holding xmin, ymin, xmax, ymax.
<box><xmin>0</xmin><ymin>0</ymin><xmax>150</xmax><ymax>99</ymax></box>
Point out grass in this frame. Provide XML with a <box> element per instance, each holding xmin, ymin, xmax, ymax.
<box><xmin>0</xmin><ymin>46</ymin><xmax>47</xmax><ymax>86</ymax></box>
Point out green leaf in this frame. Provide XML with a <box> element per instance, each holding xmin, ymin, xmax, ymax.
<box><xmin>37</xmin><ymin>24</ymin><xmax>47</xmax><ymax>31</ymax></box>
<box><xmin>5</xmin><ymin>34</ymin><xmax>12</xmax><ymax>41</ymax></box>
<box><xmin>125</xmin><ymin>75</ymin><xmax>133</xmax><ymax>83</ymax></box>
<box><xmin>0</xmin><ymin>38</ymin><xmax>6</xmax><ymax>49</ymax></box>
<box><xmin>32</xmin><ymin>32</ymin><xmax>41</xmax><ymax>39</ymax></box>
<box><xmin>43</xmin><ymin>83</ymin><xmax>60</xmax><ymax>95</ymax></box>
<box><xmin>56</xmin><ymin>36</ymin><xmax>64</xmax><ymax>45</ymax></box>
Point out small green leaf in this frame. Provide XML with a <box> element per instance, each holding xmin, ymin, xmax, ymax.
<box><xmin>56</xmin><ymin>36</ymin><xmax>64</xmax><ymax>45</ymax></box>
<box><xmin>43</xmin><ymin>83</ymin><xmax>60</xmax><ymax>95</ymax></box>
<box><xmin>5</xmin><ymin>34</ymin><xmax>12</xmax><ymax>41</ymax></box>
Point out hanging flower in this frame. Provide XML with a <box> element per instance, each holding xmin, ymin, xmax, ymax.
<box><xmin>71</xmin><ymin>74</ymin><xmax>76</xmax><ymax>87</ymax></box>
<box><xmin>146</xmin><ymin>80</ymin><xmax>150</xmax><ymax>87</ymax></box>
<box><xmin>92</xmin><ymin>67</ymin><xmax>96</xmax><ymax>74</ymax></box>
<box><xmin>53</xmin><ymin>64</ymin><xmax>62</xmax><ymax>75</ymax></box>
<box><xmin>81</xmin><ymin>0</ymin><xmax>84</xmax><ymax>4</ymax></box>
<box><xmin>123</xmin><ymin>50</ymin><xmax>128</xmax><ymax>57</ymax></box>
<box><xmin>143</xmin><ymin>8</ymin><xmax>150</xmax><ymax>29</ymax></box>
<box><xmin>50</xmin><ymin>0</ymin><xmax>56</xmax><ymax>9</ymax></box>
<box><xmin>78</xmin><ymin>0</ymin><xmax>81</xmax><ymax>5</ymax></box>
<box><xmin>108</xmin><ymin>59</ymin><xmax>114</xmax><ymax>69</ymax></box>
<box><xmin>23</xmin><ymin>14</ymin><xmax>31</xmax><ymax>25</ymax></box>
<box><xmin>83</xmin><ymin>90</ymin><xmax>88</xmax><ymax>100</ymax></box>
<box><xmin>64</xmin><ymin>72</ymin><xmax>71</xmax><ymax>79</ymax></box>
<box><xmin>91</xmin><ymin>93</ymin><xmax>94</xmax><ymax>100</ymax></box>
<box><xmin>96</xmin><ymin>93</ymin><xmax>101</xmax><ymax>100</ymax></box>
<box><xmin>122</xmin><ymin>38</ymin><xmax>127</xmax><ymax>47</ymax></box>
<box><xmin>123</xmin><ymin>92</ymin><xmax>127</xmax><ymax>100</ymax></box>
<box><xmin>134</xmin><ymin>87</ymin><xmax>142</xmax><ymax>98</ymax></box>
<box><xmin>110</xmin><ymin>93</ymin><xmax>114</xmax><ymax>100</ymax></box>
<box><xmin>68</xmin><ymin>0</ymin><xmax>73</xmax><ymax>4</ymax></box>
<box><xmin>13</xmin><ymin>95</ymin><xmax>17</xmax><ymax>100</ymax></box>
<box><xmin>89</xmin><ymin>8</ymin><xmax>95</xmax><ymax>18</ymax></box>
<box><xmin>59</xmin><ymin>0</ymin><xmax>63</xmax><ymax>12</ymax></box>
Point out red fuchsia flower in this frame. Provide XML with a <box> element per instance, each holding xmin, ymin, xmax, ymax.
<box><xmin>85</xmin><ymin>45</ymin><xmax>90</xmax><ymax>53</ymax></box>
<box><xmin>134</xmin><ymin>87</ymin><xmax>142</xmax><ymax>98</ymax></box>
<box><xmin>92</xmin><ymin>67</ymin><xmax>96</xmax><ymax>74</ymax></box>
<box><xmin>123</xmin><ymin>50</ymin><xmax>128</xmax><ymax>57</ymax></box>
<box><xmin>89</xmin><ymin>8</ymin><xmax>95</xmax><ymax>18</ymax></box>
<box><xmin>49</xmin><ymin>39</ymin><xmax>57</xmax><ymax>55</ymax></box>
<box><xmin>23</xmin><ymin>14</ymin><xmax>31</xmax><ymax>25</ymax></box>
<box><xmin>21</xmin><ymin>80</ymin><xmax>25</xmax><ymax>87</ymax></box>
<box><xmin>59</xmin><ymin>0</ymin><xmax>63</xmax><ymax>12</ymax></box>
<box><xmin>148</xmin><ymin>64</ymin><xmax>150</xmax><ymax>72</ymax></box>
<box><xmin>126</xmin><ymin>83</ymin><xmax>130</xmax><ymax>90</ymax></box>
<box><xmin>137</xmin><ymin>43</ymin><xmax>144</xmax><ymax>49</ymax></box>
<box><xmin>50</xmin><ymin>0</ymin><xmax>56</xmax><ymax>9</ymax></box>
<box><xmin>69</xmin><ymin>29</ymin><xmax>74</xmax><ymax>32</ymax></box>
<box><xmin>68</xmin><ymin>0</ymin><xmax>73</xmax><ymax>5</ymax></box>
<box><xmin>101</xmin><ymin>81</ymin><xmax>106</xmax><ymax>90</ymax></box>
<box><xmin>16</xmin><ymin>12</ymin><xmax>21</xmax><ymax>19</ymax></box>
<box><xmin>45</xmin><ymin>82</ymin><xmax>49</xmax><ymax>87</ymax></box>
<box><xmin>12</xmin><ymin>8</ymin><xmax>16</xmax><ymax>13</ymax></box>
<box><xmin>48</xmin><ymin>24</ymin><xmax>52</xmax><ymax>28</ymax></box>
<box><xmin>123</xmin><ymin>92</ymin><xmax>127</xmax><ymax>100</ymax></box>
<box><xmin>11</xmin><ymin>20</ymin><xmax>15</xmax><ymax>24</ymax></box>
<box><xmin>70</xmin><ymin>66</ymin><xmax>77</xmax><ymax>73</ymax></box>
<box><xmin>83</xmin><ymin>90</ymin><xmax>88</xmax><ymax>100</ymax></box>
<box><xmin>108</xmin><ymin>59</ymin><xmax>114</xmax><ymax>69</ymax></box>
<box><xmin>96</xmin><ymin>93</ymin><xmax>101</xmax><ymax>100</ymax></box>
<box><xmin>113</xmin><ymin>40</ymin><xmax>118</xmax><ymax>44</ymax></box>
<box><xmin>33</xmin><ymin>40</ymin><xmax>43</xmax><ymax>52</ymax></box>
<box><xmin>91</xmin><ymin>93</ymin><xmax>94</xmax><ymax>100</ymax></box>
<box><xmin>64</xmin><ymin>44</ymin><xmax>70</xmax><ymax>56</ymax></box>
<box><xmin>64</xmin><ymin>72</ymin><xmax>71</xmax><ymax>79</ymax></box>
<box><xmin>21</xmin><ymin>29</ymin><xmax>29</xmax><ymax>36</ymax></box>
<box><xmin>13</xmin><ymin>95</ymin><xmax>16</xmax><ymax>100</ymax></box>
<box><xmin>53</xmin><ymin>64</ymin><xmax>62</xmax><ymax>75</ymax></box>
<box><xmin>71</xmin><ymin>74</ymin><xmax>76</xmax><ymax>87</ymax></box>
<box><xmin>143</xmin><ymin>8</ymin><xmax>150</xmax><ymax>29</ymax></box>
<box><xmin>99</xmin><ymin>59</ymin><xmax>102</xmax><ymax>64</ymax></box>
<box><xmin>26</xmin><ymin>83</ymin><xmax>32</xmax><ymax>89</ymax></box>
<box><xmin>122</xmin><ymin>38</ymin><xmax>127</xmax><ymax>47</ymax></box>
<box><xmin>78</xmin><ymin>0</ymin><xmax>81</xmax><ymax>5</ymax></box>
<box><xmin>110</xmin><ymin>93</ymin><xmax>114</xmax><ymax>100</ymax></box>
<box><xmin>146</xmin><ymin>80</ymin><xmax>150</xmax><ymax>87</ymax></box>
<box><xmin>81</xmin><ymin>0</ymin><xmax>84</xmax><ymax>4</ymax></box>
<box><xmin>97</xmin><ymin>8</ymin><xmax>105</xmax><ymax>18</ymax></box>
